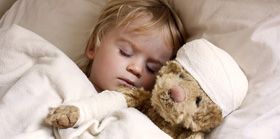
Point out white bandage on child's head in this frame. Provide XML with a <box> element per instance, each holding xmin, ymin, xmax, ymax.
<box><xmin>176</xmin><ymin>39</ymin><xmax>248</xmax><ymax>117</ymax></box>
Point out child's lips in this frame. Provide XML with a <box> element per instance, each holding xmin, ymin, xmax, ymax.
<box><xmin>118</xmin><ymin>78</ymin><xmax>135</xmax><ymax>88</ymax></box>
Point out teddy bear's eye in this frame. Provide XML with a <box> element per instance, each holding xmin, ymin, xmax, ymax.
<box><xmin>195</xmin><ymin>96</ymin><xmax>202</xmax><ymax>107</ymax></box>
<box><xmin>179</xmin><ymin>73</ymin><xmax>192</xmax><ymax>81</ymax></box>
<box><xmin>179</xmin><ymin>74</ymin><xmax>185</xmax><ymax>79</ymax></box>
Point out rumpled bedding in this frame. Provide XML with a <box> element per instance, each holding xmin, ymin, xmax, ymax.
<box><xmin>0</xmin><ymin>25</ymin><xmax>171</xmax><ymax>139</ymax></box>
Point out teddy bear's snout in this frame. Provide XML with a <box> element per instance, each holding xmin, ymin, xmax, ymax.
<box><xmin>169</xmin><ymin>85</ymin><xmax>185</xmax><ymax>103</ymax></box>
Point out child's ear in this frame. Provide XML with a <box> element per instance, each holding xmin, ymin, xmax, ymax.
<box><xmin>85</xmin><ymin>43</ymin><xmax>97</xmax><ymax>60</ymax></box>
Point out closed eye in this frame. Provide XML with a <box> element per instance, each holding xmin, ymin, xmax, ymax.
<box><xmin>146</xmin><ymin>63</ymin><xmax>161</xmax><ymax>74</ymax></box>
<box><xmin>146</xmin><ymin>66</ymin><xmax>156</xmax><ymax>74</ymax></box>
<box><xmin>119</xmin><ymin>49</ymin><xmax>131</xmax><ymax>57</ymax></box>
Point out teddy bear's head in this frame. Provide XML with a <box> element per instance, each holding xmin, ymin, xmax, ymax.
<box><xmin>151</xmin><ymin>60</ymin><xmax>222</xmax><ymax>132</ymax></box>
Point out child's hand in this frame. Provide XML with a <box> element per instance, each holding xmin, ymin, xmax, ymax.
<box><xmin>117</xmin><ymin>86</ymin><xmax>151</xmax><ymax>107</ymax></box>
<box><xmin>45</xmin><ymin>105</ymin><xmax>79</xmax><ymax>128</ymax></box>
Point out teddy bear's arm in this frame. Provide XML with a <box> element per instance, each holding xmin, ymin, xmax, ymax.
<box><xmin>45</xmin><ymin>88</ymin><xmax>151</xmax><ymax>129</ymax></box>
<box><xmin>45</xmin><ymin>90</ymin><xmax>128</xmax><ymax>128</ymax></box>
<box><xmin>117</xmin><ymin>86</ymin><xmax>151</xmax><ymax>107</ymax></box>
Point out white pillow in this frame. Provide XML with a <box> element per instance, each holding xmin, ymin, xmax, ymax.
<box><xmin>174</xmin><ymin>0</ymin><xmax>280</xmax><ymax>77</ymax></box>
<box><xmin>173</xmin><ymin>0</ymin><xmax>280</xmax><ymax>138</ymax></box>
<box><xmin>0</xmin><ymin>0</ymin><xmax>107</xmax><ymax>70</ymax></box>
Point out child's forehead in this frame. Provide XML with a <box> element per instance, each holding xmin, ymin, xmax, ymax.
<box><xmin>109</xmin><ymin>24</ymin><xmax>173</xmax><ymax>62</ymax></box>
<box><xmin>121</xmin><ymin>29</ymin><xmax>172</xmax><ymax>52</ymax></box>
<box><xmin>104</xmin><ymin>13</ymin><xmax>176</xmax><ymax>56</ymax></box>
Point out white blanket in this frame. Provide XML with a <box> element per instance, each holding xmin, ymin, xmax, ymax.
<box><xmin>0</xmin><ymin>25</ymin><xmax>171</xmax><ymax>139</ymax></box>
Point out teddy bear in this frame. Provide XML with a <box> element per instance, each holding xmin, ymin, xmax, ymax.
<box><xmin>118</xmin><ymin>60</ymin><xmax>223</xmax><ymax>139</ymax></box>
<box><xmin>45</xmin><ymin>39</ymin><xmax>248</xmax><ymax>139</ymax></box>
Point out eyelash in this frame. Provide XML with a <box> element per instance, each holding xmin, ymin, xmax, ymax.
<box><xmin>119</xmin><ymin>48</ymin><xmax>158</xmax><ymax>74</ymax></box>
<box><xmin>119</xmin><ymin>49</ymin><xmax>131</xmax><ymax>57</ymax></box>
<box><xmin>146</xmin><ymin>66</ymin><xmax>156</xmax><ymax>74</ymax></box>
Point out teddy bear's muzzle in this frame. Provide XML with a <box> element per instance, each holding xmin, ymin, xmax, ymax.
<box><xmin>169</xmin><ymin>85</ymin><xmax>186</xmax><ymax>103</ymax></box>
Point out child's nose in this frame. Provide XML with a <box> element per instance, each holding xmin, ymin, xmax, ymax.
<box><xmin>127</xmin><ymin>63</ymin><xmax>142</xmax><ymax>78</ymax></box>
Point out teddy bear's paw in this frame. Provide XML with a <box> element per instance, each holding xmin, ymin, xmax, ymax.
<box><xmin>45</xmin><ymin>105</ymin><xmax>79</xmax><ymax>129</ymax></box>
<box><xmin>117</xmin><ymin>86</ymin><xmax>151</xmax><ymax>107</ymax></box>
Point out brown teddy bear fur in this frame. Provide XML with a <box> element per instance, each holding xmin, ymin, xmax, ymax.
<box><xmin>45</xmin><ymin>60</ymin><xmax>223</xmax><ymax>139</ymax></box>
<box><xmin>119</xmin><ymin>61</ymin><xmax>222</xmax><ymax>138</ymax></box>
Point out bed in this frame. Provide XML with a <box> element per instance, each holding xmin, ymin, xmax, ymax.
<box><xmin>0</xmin><ymin>0</ymin><xmax>280</xmax><ymax>138</ymax></box>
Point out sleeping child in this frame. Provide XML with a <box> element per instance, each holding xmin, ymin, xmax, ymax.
<box><xmin>45</xmin><ymin>0</ymin><xmax>186</xmax><ymax>138</ymax></box>
<box><xmin>0</xmin><ymin>0</ymin><xmax>186</xmax><ymax>138</ymax></box>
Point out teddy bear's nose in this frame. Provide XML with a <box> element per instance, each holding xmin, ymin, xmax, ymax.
<box><xmin>169</xmin><ymin>85</ymin><xmax>185</xmax><ymax>103</ymax></box>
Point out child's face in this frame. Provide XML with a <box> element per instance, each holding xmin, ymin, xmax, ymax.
<box><xmin>86</xmin><ymin>16</ymin><xmax>173</xmax><ymax>92</ymax></box>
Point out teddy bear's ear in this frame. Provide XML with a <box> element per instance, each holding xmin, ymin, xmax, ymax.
<box><xmin>158</xmin><ymin>61</ymin><xmax>182</xmax><ymax>76</ymax></box>
<box><xmin>191</xmin><ymin>100</ymin><xmax>222</xmax><ymax>132</ymax></box>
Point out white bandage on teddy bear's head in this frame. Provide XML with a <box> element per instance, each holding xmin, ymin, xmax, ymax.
<box><xmin>176</xmin><ymin>39</ymin><xmax>248</xmax><ymax>117</ymax></box>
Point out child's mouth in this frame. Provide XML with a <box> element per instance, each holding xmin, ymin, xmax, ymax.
<box><xmin>118</xmin><ymin>78</ymin><xmax>135</xmax><ymax>88</ymax></box>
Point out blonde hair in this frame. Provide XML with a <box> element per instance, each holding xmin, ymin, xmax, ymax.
<box><xmin>86</xmin><ymin>0</ymin><xmax>186</xmax><ymax>56</ymax></box>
